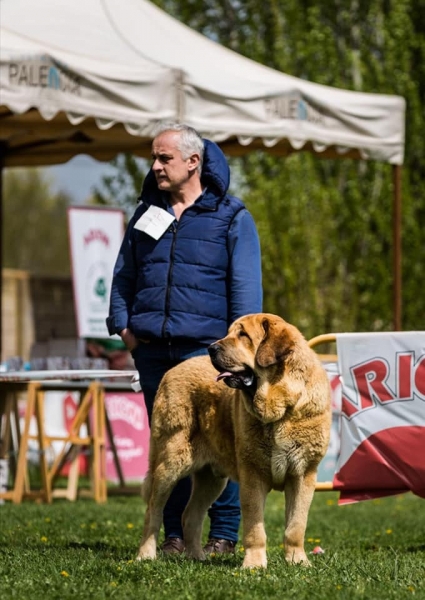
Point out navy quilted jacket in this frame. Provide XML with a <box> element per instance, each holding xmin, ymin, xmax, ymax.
<box><xmin>107</xmin><ymin>140</ymin><xmax>262</xmax><ymax>344</ymax></box>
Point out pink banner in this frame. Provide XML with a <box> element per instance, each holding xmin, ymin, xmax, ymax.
<box><xmin>105</xmin><ymin>392</ymin><xmax>150</xmax><ymax>483</ymax></box>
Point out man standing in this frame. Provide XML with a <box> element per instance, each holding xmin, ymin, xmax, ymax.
<box><xmin>107</xmin><ymin>123</ymin><xmax>262</xmax><ymax>555</ymax></box>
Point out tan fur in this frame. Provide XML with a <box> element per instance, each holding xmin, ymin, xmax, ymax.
<box><xmin>137</xmin><ymin>313</ymin><xmax>331</xmax><ymax>568</ymax></box>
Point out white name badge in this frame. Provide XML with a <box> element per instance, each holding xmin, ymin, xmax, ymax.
<box><xmin>134</xmin><ymin>205</ymin><xmax>175</xmax><ymax>240</ymax></box>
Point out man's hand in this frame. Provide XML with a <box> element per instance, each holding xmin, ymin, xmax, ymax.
<box><xmin>120</xmin><ymin>328</ymin><xmax>139</xmax><ymax>352</ymax></box>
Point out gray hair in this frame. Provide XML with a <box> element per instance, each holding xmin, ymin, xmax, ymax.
<box><xmin>152</xmin><ymin>122</ymin><xmax>204</xmax><ymax>174</ymax></box>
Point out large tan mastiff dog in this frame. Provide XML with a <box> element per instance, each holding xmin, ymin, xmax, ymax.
<box><xmin>137</xmin><ymin>313</ymin><xmax>331</xmax><ymax>568</ymax></box>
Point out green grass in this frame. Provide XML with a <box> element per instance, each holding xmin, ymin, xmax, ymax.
<box><xmin>0</xmin><ymin>491</ymin><xmax>424</xmax><ymax>600</ymax></box>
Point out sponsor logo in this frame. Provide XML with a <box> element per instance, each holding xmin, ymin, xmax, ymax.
<box><xmin>8</xmin><ymin>55</ymin><xmax>81</xmax><ymax>94</ymax></box>
<box><xmin>342</xmin><ymin>351</ymin><xmax>425</xmax><ymax>418</ymax></box>
<box><xmin>84</xmin><ymin>229</ymin><xmax>110</xmax><ymax>247</ymax></box>
<box><xmin>86</xmin><ymin>262</ymin><xmax>110</xmax><ymax>312</ymax></box>
<box><xmin>265</xmin><ymin>95</ymin><xmax>325</xmax><ymax>124</ymax></box>
<box><xmin>105</xmin><ymin>395</ymin><xmax>145</xmax><ymax>431</ymax></box>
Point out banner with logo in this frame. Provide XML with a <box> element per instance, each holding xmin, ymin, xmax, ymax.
<box><xmin>105</xmin><ymin>392</ymin><xmax>149</xmax><ymax>483</ymax></box>
<box><xmin>317</xmin><ymin>361</ymin><xmax>342</xmax><ymax>483</ymax></box>
<box><xmin>333</xmin><ymin>331</ymin><xmax>425</xmax><ymax>504</ymax></box>
<box><xmin>68</xmin><ymin>207</ymin><xmax>124</xmax><ymax>338</ymax></box>
<box><xmin>21</xmin><ymin>391</ymin><xmax>149</xmax><ymax>483</ymax></box>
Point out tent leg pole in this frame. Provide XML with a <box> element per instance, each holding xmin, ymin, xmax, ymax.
<box><xmin>393</xmin><ymin>164</ymin><xmax>402</xmax><ymax>331</ymax></box>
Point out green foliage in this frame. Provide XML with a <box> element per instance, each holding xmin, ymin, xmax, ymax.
<box><xmin>0</xmin><ymin>492</ymin><xmax>424</xmax><ymax>599</ymax></box>
<box><xmin>3</xmin><ymin>169</ymin><xmax>72</xmax><ymax>276</ymax></box>
<box><xmin>91</xmin><ymin>154</ymin><xmax>147</xmax><ymax>221</ymax></box>
<box><xmin>100</xmin><ymin>0</ymin><xmax>425</xmax><ymax>337</ymax></box>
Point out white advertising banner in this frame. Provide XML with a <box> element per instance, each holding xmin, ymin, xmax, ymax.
<box><xmin>317</xmin><ymin>361</ymin><xmax>342</xmax><ymax>483</ymax></box>
<box><xmin>68</xmin><ymin>207</ymin><xmax>124</xmax><ymax>339</ymax></box>
<box><xmin>334</xmin><ymin>331</ymin><xmax>425</xmax><ymax>504</ymax></box>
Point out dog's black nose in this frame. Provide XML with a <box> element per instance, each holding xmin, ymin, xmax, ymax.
<box><xmin>208</xmin><ymin>343</ymin><xmax>220</xmax><ymax>358</ymax></box>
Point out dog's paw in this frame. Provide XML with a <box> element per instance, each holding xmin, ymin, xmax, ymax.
<box><xmin>284</xmin><ymin>549</ymin><xmax>311</xmax><ymax>567</ymax></box>
<box><xmin>185</xmin><ymin>547</ymin><xmax>206</xmax><ymax>561</ymax></box>
<box><xmin>136</xmin><ymin>552</ymin><xmax>156</xmax><ymax>561</ymax></box>
<box><xmin>241</xmin><ymin>549</ymin><xmax>267</xmax><ymax>569</ymax></box>
<box><xmin>136</xmin><ymin>541</ymin><xmax>157</xmax><ymax>561</ymax></box>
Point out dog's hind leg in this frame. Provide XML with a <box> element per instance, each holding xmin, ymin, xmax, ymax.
<box><xmin>137</xmin><ymin>465</ymin><xmax>182</xmax><ymax>561</ymax></box>
<box><xmin>182</xmin><ymin>467</ymin><xmax>227</xmax><ymax>560</ymax></box>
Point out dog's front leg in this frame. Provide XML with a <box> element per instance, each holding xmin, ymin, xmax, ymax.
<box><xmin>283</xmin><ymin>469</ymin><xmax>317</xmax><ymax>566</ymax></box>
<box><xmin>239</xmin><ymin>473</ymin><xmax>269</xmax><ymax>569</ymax></box>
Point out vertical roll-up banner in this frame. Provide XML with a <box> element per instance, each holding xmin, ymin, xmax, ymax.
<box><xmin>68</xmin><ymin>206</ymin><xmax>124</xmax><ymax>339</ymax></box>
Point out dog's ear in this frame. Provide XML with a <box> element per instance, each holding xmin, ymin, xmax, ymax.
<box><xmin>256</xmin><ymin>316</ymin><xmax>295</xmax><ymax>368</ymax></box>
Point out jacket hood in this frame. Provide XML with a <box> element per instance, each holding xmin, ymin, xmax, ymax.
<box><xmin>139</xmin><ymin>138</ymin><xmax>230</xmax><ymax>202</ymax></box>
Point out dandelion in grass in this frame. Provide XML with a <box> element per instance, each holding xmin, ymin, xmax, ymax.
<box><xmin>90</xmin><ymin>523</ymin><xmax>97</xmax><ymax>529</ymax></box>
<box><xmin>40</xmin><ymin>536</ymin><xmax>48</xmax><ymax>543</ymax></box>
<box><xmin>307</xmin><ymin>538</ymin><xmax>314</xmax><ymax>543</ymax></box>
<box><xmin>110</xmin><ymin>582</ymin><xmax>117</xmax><ymax>587</ymax></box>
<box><xmin>126</xmin><ymin>523</ymin><xmax>134</xmax><ymax>529</ymax></box>
<box><xmin>44</xmin><ymin>517</ymin><xmax>51</xmax><ymax>523</ymax></box>
<box><xmin>326</xmin><ymin>499</ymin><xmax>335</xmax><ymax>505</ymax></box>
<box><xmin>386</xmin><ymin>529</ymin><xmax>393</xmax><ymax>534</ymax></box>
<box><xmin>60</xmin><ymin>571</ymin><xmax>69</xmax><ymax>577</ymax></box>
<box><xmin>407</xmin><ymin>586</ymin><xmax>415</xmax><ymax>592</ymax></box>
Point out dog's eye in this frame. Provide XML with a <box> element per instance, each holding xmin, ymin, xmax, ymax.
<box><xmin>238</xmin><ymin>330</ymin><xmax>250</xmax><ymax>340</ymax></box>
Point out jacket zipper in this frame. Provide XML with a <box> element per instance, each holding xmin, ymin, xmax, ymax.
<box><xmin>162</xmin><ymin>221</ymin><xmax>178</xmax><ymax>337</ymax></box>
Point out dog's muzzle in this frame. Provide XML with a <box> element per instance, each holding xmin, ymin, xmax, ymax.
<box><xmin>208</xmin><ymin>343</ymin><xmax>256</xmax><ymax>391</ymax></box>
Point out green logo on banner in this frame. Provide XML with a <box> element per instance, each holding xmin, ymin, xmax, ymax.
<box><xmin>94</xmin><ymin>277</ymin><xmax>107</xmax><ymax>300</ymax></box>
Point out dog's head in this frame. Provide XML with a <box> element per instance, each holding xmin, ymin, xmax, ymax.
<box><xmin>208</xmin><ymin>313</ymin><xmax>300</xmax><ymax>393</ymax></box>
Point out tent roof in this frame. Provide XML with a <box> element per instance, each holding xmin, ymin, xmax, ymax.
<box><xmin>1</xmin><ymin>0</ymin><xmax>405</xmax><ymax>166</ymax></box>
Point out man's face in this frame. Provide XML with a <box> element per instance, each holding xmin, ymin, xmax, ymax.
<box><xmin>151</xmin><ymin>131</ymin><xmax>196</xmax><ymax>192</ymax></box>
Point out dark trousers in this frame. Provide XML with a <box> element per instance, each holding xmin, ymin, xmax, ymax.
<box><xmin>132</xmin><ymin>339</ymin><xmax>240</xmax><ymax>542</ymax></box>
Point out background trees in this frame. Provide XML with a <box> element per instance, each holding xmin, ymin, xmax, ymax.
<box><xmin>150</xmin><ymin>0</ymin><xmax>424</xmax><ymax>337</ymax></box>
<box><xmin>3</xmin><ymin>170</ymin><xmax>72</xmax><ymax>276</ymax></box>
<box><xmin>5</xmin><ymin>1</ymin><xmax>423</xmax><ymax>338</ymax></box>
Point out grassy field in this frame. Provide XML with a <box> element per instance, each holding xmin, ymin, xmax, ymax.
<box><xmin>0</xmin><ymin>490</ymin><xmax>424</xmax><ymax>600</ymax></box>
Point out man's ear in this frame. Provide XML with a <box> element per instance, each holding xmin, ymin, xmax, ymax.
<box><xmin>187</xmin><ymin>153</ymin><xmax>200</xmax><ymax>172</ymax></box>
<box><xmin>256</xmin><ymin>316</ymin><xmax>294</xmax><ymax>368</ymax></box>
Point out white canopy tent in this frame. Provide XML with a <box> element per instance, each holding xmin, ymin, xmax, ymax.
<box><xmin>0</xmin><ymin>0</ymin><xmax>406</xmax><ymax>357</ymax></box>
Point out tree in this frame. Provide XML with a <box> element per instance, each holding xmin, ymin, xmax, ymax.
<box><xmin>3</xmin><ymin>168</ymin><xmax>72</xmax><ymax>275</ymax></box>
<box><xmin>91</xmin><ymin>154</ymin><xmax>147</xmax><ymax>220</ymax></box>
<box><xmin>152</xmin><ymin>0</ymin><xmax>425</xmax><ymax>336</ymax></box>
<box><xmin>96</xmin><ymin>0</ymin><xmax>425</xmax><ymax>337</ymax></box>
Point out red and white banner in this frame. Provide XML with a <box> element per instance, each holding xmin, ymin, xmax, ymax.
<box><xmin>333</xmin><ymin>331</ymin><xmax>425</xmax><ymax>504</ymax></box>
<box><xmin>68</xmin><ymin>206</ymin><xmax>124</xmax><ymax>338</ymax></box>
<box><xmin>317</xmin><ymin>361</ymin><xmax>341</xmax><ymax>483</ymax></box>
